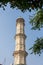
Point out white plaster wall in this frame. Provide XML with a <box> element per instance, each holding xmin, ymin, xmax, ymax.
<box><xmin>14</xmin><ymin>54</ymin><xmax>25</xmax><ymax>64</ymax></box>
<box><xmin>16</xmin><ymin>23</ymin><xmax>20</xmax><ymax>34</ymax></box>
<box><xmin>16</xmin><ymin>22</ymin><xmax>24</xmax><ymax>34</ymax></box>
<box><xmin>15</xmin><ymin>37</ymin><xmax>25</xmax><ymax>51</ymax></box>
<box><xmin>20</xmin><ymin>23</ymin><xmax>24</xmax><ymax>34</ymax></box>
<box><xmin>15</xmin><ymin>36</ymin><xmax>20</xmax><ymax>51</ymax></box>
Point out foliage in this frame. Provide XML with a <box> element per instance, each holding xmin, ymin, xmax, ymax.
<box><xmin>0</xmin><ymin>0</ymin><xmax>43</xmax><ymax>11</ymax></box>
<box><xmin>30</xmin><ymin>9</ymin><xmax>43</xmax><ymax>30</ymax></box>
<box><xmin>29</xmin><ymin>9</ymin><xmax>43</xmax><ymax>55</ymax></box>
<box><xmin>29</xmin><ymin>38</ymin><xmax>43</xmax><ymax>55</ymax></box>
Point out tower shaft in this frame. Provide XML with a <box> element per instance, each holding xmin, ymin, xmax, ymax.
<box><xmin>13</xmin><ymin>18</ymin><xmax>28</xmax><ymax>65</ymax></box>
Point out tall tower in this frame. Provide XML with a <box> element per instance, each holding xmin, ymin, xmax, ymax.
<box><xmin>13</xmin><ymin>18</ymin><xmax>28</xmax><ymax>65</ymax></box>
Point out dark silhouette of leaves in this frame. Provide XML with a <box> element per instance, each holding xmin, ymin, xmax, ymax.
<box><xmin>29</xmin><ymin>38</ymin><xmax>43</xmax><ymax>55</ymax></box>
<box><xmin>0</xmin><ymin>0</ymin><xmax>43</xmax><ymax>11</ymax></box>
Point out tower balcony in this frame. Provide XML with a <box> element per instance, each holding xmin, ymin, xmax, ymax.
<box><xmin>14</xmin><ymin>33</ymin><xmax>26</xmax><ymax>40</ymax></box>
<box><xmin>13</xmin><ymin>50</ymin><xmax>28</xmax><ymax>57</ymax></box>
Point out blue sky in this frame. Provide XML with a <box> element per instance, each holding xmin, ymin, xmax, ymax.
<box><xmin>0</xmin><ymin>4</ymin><xmax>43</xmax><ymax>65</ymax></box>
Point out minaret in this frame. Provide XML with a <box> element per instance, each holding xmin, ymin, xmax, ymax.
<box><xmin>13</xmin><ymin>18</ymin><xmax>28</xmax><ymax>65</ymax></box>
